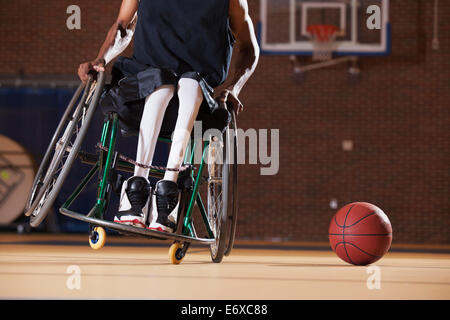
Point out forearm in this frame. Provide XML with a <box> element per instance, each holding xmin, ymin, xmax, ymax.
<box><xmin>93</xmin><ymin>0</ymin><xmax>139</xmax><ymax>63</ymax></box>
<box><xmin>94</xmin><ymin>22</ymin><xmax>123</xmax><ymax>63</ymax></box>
<box><xmin>227</xmin><ymin>44</ymin><xmax>259</xmax><ymax>96</ymax></box>
<box><xmin>227</xmin><ymin>0</ymin><xmax>260</xmax><ymax>97</ymax></box>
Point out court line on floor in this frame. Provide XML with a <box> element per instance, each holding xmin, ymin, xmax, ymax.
<box><xmin>1</xmin><ymin>240</ymin><xmax>450</xmax><ymax>254</ymax></box>
<box><xmin>1</xmin><ymin>257</ymin><xmax>450</xmax><ymax>270</ymax></box>
<box><xmin>0</xmin><ymin>270</ymin><xmax>449</xmax><ymax>287</ymax></box>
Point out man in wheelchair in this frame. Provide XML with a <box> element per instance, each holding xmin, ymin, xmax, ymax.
<box><xmin>77</xmin><ymin>0</ymin><xmax>259</xmax><ymax>233</ymax></box>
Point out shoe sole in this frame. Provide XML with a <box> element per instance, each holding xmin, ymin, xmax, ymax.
<box><xmin>147</xmin><ymin>226</ymin><xmax>173</xmax><ymax>233</ymax></box>
<box><xmin>114</xmin><ymin>219</ymin><xmax>146</xmax><ymax>228</ymax></box>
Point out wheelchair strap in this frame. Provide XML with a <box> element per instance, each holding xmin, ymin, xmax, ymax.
<box><xmin>95</xmin><ymin>143</ymin><xmax>192</xmax><ymax>172</ymax></box>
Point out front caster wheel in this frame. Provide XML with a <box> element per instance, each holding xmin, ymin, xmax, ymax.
<box><xmin>89</xmin><ymin>226</ymin><xmax>106</xmax><ymax>250</ymax></box>
<box><xmin>169</xmin><ymin>242</ymin><xmax>185</xmax><ymax>265</ymax></box>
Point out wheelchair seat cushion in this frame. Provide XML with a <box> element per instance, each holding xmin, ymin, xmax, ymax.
<box><xmin>99</xmin><ymin>56</ymin><xmax>230</xmax><ymax>137</ymax></box>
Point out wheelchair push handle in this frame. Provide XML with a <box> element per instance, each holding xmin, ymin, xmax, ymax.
<box><xmin>78</xmin><ymin>58</ymin><xmax>105</xmax><ymax>84</ymax></box>
<box><xmin>86</xmin><ymin>70</ymin><xmax>105</xmax><ymax>85</ymax></box>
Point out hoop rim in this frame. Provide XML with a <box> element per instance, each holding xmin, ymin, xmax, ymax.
<box><xmin>306</xmin><ymin>24</ymin><xmax>342</xmax><ymax>42</ymax></box>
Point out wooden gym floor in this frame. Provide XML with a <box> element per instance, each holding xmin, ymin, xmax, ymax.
<box><xmin>0</xmin><ymin>233</ymin><xmax>449</xmax><ymax>300</ymax></box>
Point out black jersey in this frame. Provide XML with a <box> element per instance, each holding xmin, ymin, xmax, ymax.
<box><xmin>134</xmin><ymin>0</ymin><xmax>234</xmax><ymax>87</ymax></box>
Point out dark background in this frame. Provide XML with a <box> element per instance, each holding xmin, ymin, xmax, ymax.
<box><xmin>0</xmin><ymin>0</ymin><xmax>449</xmax><ymax>244</ymax></box>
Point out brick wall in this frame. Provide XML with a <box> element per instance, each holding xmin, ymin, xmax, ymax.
<box><xmin>1</xmin><ymin>0</ymin><xmax>449</xmax><ymax>244</ymax></box>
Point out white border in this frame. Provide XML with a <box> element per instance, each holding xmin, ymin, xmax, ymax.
<box><xmin>260</xmin><ymin>0</ymin><xmax>390</xmax><ymax>54</ymax></box>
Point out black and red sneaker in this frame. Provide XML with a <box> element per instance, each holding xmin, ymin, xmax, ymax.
<box><xmin>114</xmin><ymin>176</ymin><xmax>151</xmax><ymax>228</ymax></box>
<box><xmin>147</xmin><ymin>180</ymin><xmax>179</xmax><ymax>233</ymax></box>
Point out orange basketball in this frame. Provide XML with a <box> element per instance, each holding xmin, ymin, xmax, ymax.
<box><xmin>329</xmin><ymin>202</ymin><xmax>393</xmax><ymax>265</ymax></box>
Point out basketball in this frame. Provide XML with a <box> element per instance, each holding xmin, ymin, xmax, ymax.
<box><xmin>329</xmin><ymin>202</ymin><xmax>393</xmax><ymax>265</ymax></box>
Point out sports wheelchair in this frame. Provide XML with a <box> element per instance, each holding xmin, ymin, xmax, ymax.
<box><xmin>24</xmin><ymin>72</ymin><xmax>238</xmax><ymax>264</ymax></box>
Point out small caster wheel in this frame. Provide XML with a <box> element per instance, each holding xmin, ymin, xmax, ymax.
<box><xmin>89</xmin><ymin>226</ymin><xmax>106</xmax><ymax>250</ymax></box>
<box><xmin>169</xmin><ymin>242</ymin><xmax>185</xmax><ymax>265</ymax></box>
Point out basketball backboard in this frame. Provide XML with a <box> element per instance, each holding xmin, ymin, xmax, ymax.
<box><xmin>258</xmin><ymin>0</ymin><xmax>390</xmax><ymax>56</ymax></box>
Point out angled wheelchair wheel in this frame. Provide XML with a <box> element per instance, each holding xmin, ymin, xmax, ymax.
<box><xmin>208</xmin><ymin>109</ymin><xmax>238</xmax><ymax>263</ymax></box>
<box><xmin>24</xmin><ymin>82</ymin><xmax>86</xmax><ymax>214</ymax></box>
<box><xmin>24</xmin><ymin>73</ymin><xmax>105</xmax><ymax>227</ymax></box>
<box><xmin>224</xmin><ymin>109</ymin><xmax>238</xmax><ymax>256</ymax></box>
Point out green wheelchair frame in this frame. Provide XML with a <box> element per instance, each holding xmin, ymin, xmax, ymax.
<box><xmin>24</xmin><ymin>72</ymin><xmax>238</xmax><ymax>264</ymax></box>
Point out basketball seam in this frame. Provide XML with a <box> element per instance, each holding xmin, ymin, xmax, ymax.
<box><xmin>334</xmin><ymin>241</ymin><xmax>380</xmax><ymax>259</ymax></box>
<box><xmin>334</xmin><ymin>210</ymin><xmax>377</xmax><ymax>229</ymax></box>
<box><xmin>342</xmin><ymin>204</ymin><xmax>355</xmax><ymax>265</ymax></box>
<box><xmin>334</xmin><ymin>213</ymin><xmax>345</xmax><ymax>228</ymax></box>
<box><xmin>345</xmin><ymin>211</ymin><xmax>377</xmax><ymax>228</ymax></box>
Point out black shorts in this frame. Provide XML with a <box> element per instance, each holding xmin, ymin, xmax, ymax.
<box><xmin>99</xmin><ymin>56</ymin><xmax>229</xmax><ymax>137</ymax></box>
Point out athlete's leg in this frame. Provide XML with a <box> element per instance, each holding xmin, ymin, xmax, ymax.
<box><xmin>164</xmin><ymin>78</ymin><xmax>203</xmax><ymax>181</ymax></box>
<box><xmin>148</xmin><ymin>78</ymin><xmax>204</xmax><ymax>232</ymax></box>
<box><xmin>115</xmin><ymin>85</ymin><xmax>175</xmax><ymax>227</ymax></box>
<box><xmin>135</xmin><ymin>85</ymin><xmax>176</xmax><ymax>177</ymax></box>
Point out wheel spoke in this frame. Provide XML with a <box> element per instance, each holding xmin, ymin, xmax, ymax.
<box><xmin>30</xmin><ymin>99</ymin><xmax>83</xmax><ymax>219</ymax></box>
<box><xmin>27</xmin><ymin>74</ymin><xmax>104</xmax><ymax>228</ymax></box>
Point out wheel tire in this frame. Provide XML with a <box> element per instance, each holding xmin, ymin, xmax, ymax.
<box><xmin>24</xmin><ymin>82</ymin><xmax>86</xmax><ymax>214</ymax></box>
<box><xmin>224</xmin><ymin>110</ymin><xmax>238</xmax><ymax>256</ymax></box>
<box><xmin>209</xmin><ymin>110</ymin><xmax>237</xmax><ymax>263</ymax></box>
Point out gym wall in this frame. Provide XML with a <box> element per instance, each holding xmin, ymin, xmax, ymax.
<box><xmin>1</xmin><ymin>0</ymin><xmax>449</xmax><ymax>244</ymax></box>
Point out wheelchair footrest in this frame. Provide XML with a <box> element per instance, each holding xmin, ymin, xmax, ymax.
<box><xmin>59</xmin><ymin>207</ymin><xmax>215</xmax><ymax>245</ymax></box>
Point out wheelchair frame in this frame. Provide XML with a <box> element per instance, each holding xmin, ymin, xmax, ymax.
<box><xmin>24</xmin><ymin>72</ymin><xmax>238</xmax><ymax>264</ymax></box>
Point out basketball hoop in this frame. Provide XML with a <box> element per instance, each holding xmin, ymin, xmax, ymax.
<box><xmin>307</xmin><ymin>24</ymin><xmax>339</xmax><ymax>61</ymax></box>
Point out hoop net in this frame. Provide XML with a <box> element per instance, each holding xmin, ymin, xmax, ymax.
<box><xmin>307</xmin><ymin>24</ymin><xmax>339</xmax><ymax>61</ymax></box>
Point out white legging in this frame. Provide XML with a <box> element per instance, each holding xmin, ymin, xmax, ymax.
<box><xmin>134</xmin><ymin>78</ymin><xmax>204</xmax><ymax>182</ymax></box>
